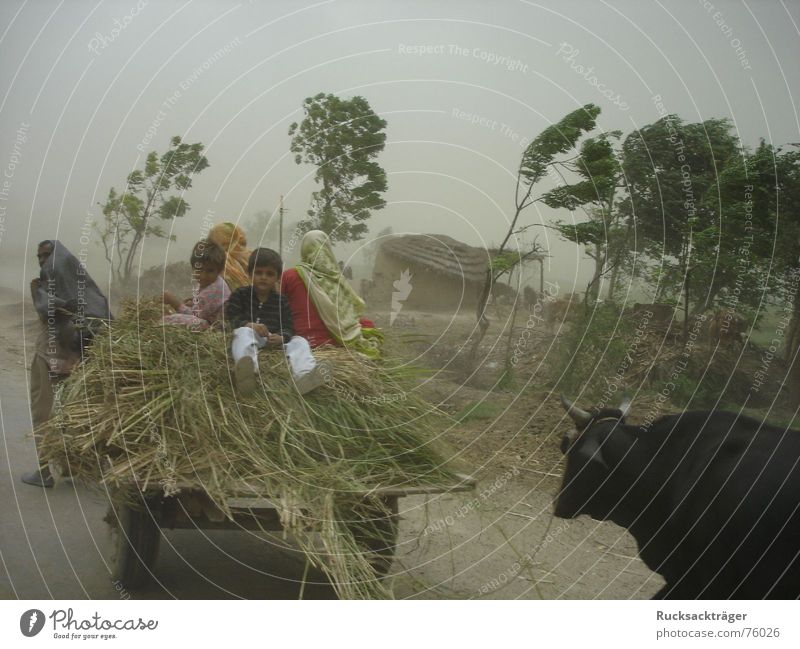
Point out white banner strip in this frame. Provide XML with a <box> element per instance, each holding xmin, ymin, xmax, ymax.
<box><xmin>1</xmin><ymin>600</ymin><xmax>798</xmax><ymax>647</ymax></box>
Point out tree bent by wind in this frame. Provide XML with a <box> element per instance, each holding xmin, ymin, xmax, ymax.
<box><xmin>97</xmin><ymin>136</ymin><xmax>210</xmax><ymax>284</ymax></box>
<box><xmin>289</xmin><ymin>93</ymin><xmax>387</xmax><ymax>243</ymax></box>
<box><xmin>468</xmin><ymin>104</ymin><xmax>601</xmax><ymax>364</ymax></box>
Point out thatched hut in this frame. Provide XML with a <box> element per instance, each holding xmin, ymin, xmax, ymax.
<box><xmin>367</xmin><ymin>234</ymin><xmax>521</xmax><ymax>312</ymax></box>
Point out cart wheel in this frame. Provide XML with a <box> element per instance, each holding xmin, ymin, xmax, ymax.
<box><xmin>354</xmin><ymin>496</ymin><xmax>399</xmax><ymax>577</ymax></box>
<box><xmin>111</xmin><ymin>500</ymin><xmax>161</xmax><ymax>589</ymax></box>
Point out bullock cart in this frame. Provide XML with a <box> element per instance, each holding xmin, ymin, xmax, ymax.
<box><xmin>108</xmin><ymin>473</ymin><xmax>476</xmax><ymax>589</ymax></box>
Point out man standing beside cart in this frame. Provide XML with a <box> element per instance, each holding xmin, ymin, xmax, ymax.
<box><xmin>21</xmin><ymin>240</ymin><xmax>112</xmax><ymax>487</ymax></box>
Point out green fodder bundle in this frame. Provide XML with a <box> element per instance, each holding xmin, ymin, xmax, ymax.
<box><xmin>41</xmin><ymin>300</ymin><xmax>463</xmax><ymax>598</ymax></box>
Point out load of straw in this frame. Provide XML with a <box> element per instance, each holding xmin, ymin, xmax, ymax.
<box><xmin>41</xmin><ymin>299</ymin><xmax>462</xmax><ymax>598</ymax></box>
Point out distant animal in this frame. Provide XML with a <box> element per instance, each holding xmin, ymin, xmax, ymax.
<box><xmin>708</xmin><ymin>309</ymin><xmax>747</xmax><ymax>349</ymax></box>
<box><xmin>490</xmin><ymin>281</ymin><xmax>516</xmax><ymax>303</ymax></box>
<box><xmin>523</xmin><ymin>286</ymin><xmax>538</xmax><ymax>310</ymax></box>
<box><xmin>630</xmin><ymin>302</ymin><xmax>674</xmax><ymax>324</ymax></box>
<box><xmin>554</xmin><ymin>395</ymin><xmax>800</xmax><ymax>599</ymax></box>
<box><xmin>545</xmin><ymin>294</ymin><xmax>579</xmax><ymax>329</ymax></box>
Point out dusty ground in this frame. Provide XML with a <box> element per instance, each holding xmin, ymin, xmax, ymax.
<box><xmin>0</xmin><ymin>290</ymin><xmax>662</xmax><ymax>599</ymax></box>
<box><xmin>373</xmin><ymin>307</ymin><xmax>663</xmax><ymax>598</ymax></box>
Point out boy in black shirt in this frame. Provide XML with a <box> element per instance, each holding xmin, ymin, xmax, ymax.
<box><xmin>225</xmin><ymin>248</ymin><xmax>325</xmax><ymax>396</ymax></box>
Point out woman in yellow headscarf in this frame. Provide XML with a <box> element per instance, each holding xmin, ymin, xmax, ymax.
<box><xmin>208</xmin><ymin>222</ymin><xmax>252</xmax><ymax>290</ymax></box>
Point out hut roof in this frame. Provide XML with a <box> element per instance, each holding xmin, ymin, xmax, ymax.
<box><xmin>378</xmin><ymin>234</ymin><xmax>545</xmax><ymax>284</ymax></box>
<box><xmin>378</xmin><ymin>234</ymin><xmax>490</xmax><ymax>283</ymax></box>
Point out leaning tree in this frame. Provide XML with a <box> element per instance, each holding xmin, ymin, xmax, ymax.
<box><xmin>289</xmin><ymin>93</ymin><xmax>387</xmax><ymax>243</ymax></box>
<box><xmin>542</xmin><ymin>130</ymin><xmax>628</xmax><ymax>305</ymax></box>
<box><xmin>97</xmin><ymin>136</ymin><xmax>209</xmax><ymax>284</ymax></box>
<box><xmin>620</xmin><ymin>116</ymin><xmax>739</xmax><ymax>324</ymax></box>
<box><xmin>468</xmin><ymin>104</ymin><xmax>601</xmax><ymax>365</ymax></box>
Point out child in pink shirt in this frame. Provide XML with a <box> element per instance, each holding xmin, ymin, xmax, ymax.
<box><xmin>163</xmin><ymin>240</ymin><xmax>230</xmax><ymax>330</ymax></box>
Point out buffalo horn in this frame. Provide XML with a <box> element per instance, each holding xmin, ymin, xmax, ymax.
<box><xmin>560</xmin><ymin>394</ymin><xmax>592</xmax><ymax>428</ymax></box>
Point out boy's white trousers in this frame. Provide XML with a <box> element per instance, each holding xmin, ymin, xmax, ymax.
<box><xmin>232</xmin><ymin>327</ymin><xmax>316</xmax><ymax>377</ymax></box>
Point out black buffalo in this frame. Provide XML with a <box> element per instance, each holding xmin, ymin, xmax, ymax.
<box><xmin>555</xmin><ymin>396</ymin><xmax>800</xmax><ymax>599</ymax></box>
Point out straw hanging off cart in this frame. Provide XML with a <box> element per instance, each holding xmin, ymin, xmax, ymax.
<box><xmin>42</xmin><ymin>301</ymin><xmax>474</xmax><ymax>598</ymax></box>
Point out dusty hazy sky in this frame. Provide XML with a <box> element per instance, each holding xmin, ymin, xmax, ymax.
<box><xmin>0</xmin><ymin>0</ymin><xmax>798</xmax><ymax>294</ymax></box>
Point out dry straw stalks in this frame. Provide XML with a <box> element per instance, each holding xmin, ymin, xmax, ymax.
<box><xmin>41</xmin><ymin>299</ymin><xmax>462</xmax><ymax>598</ymax></box>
